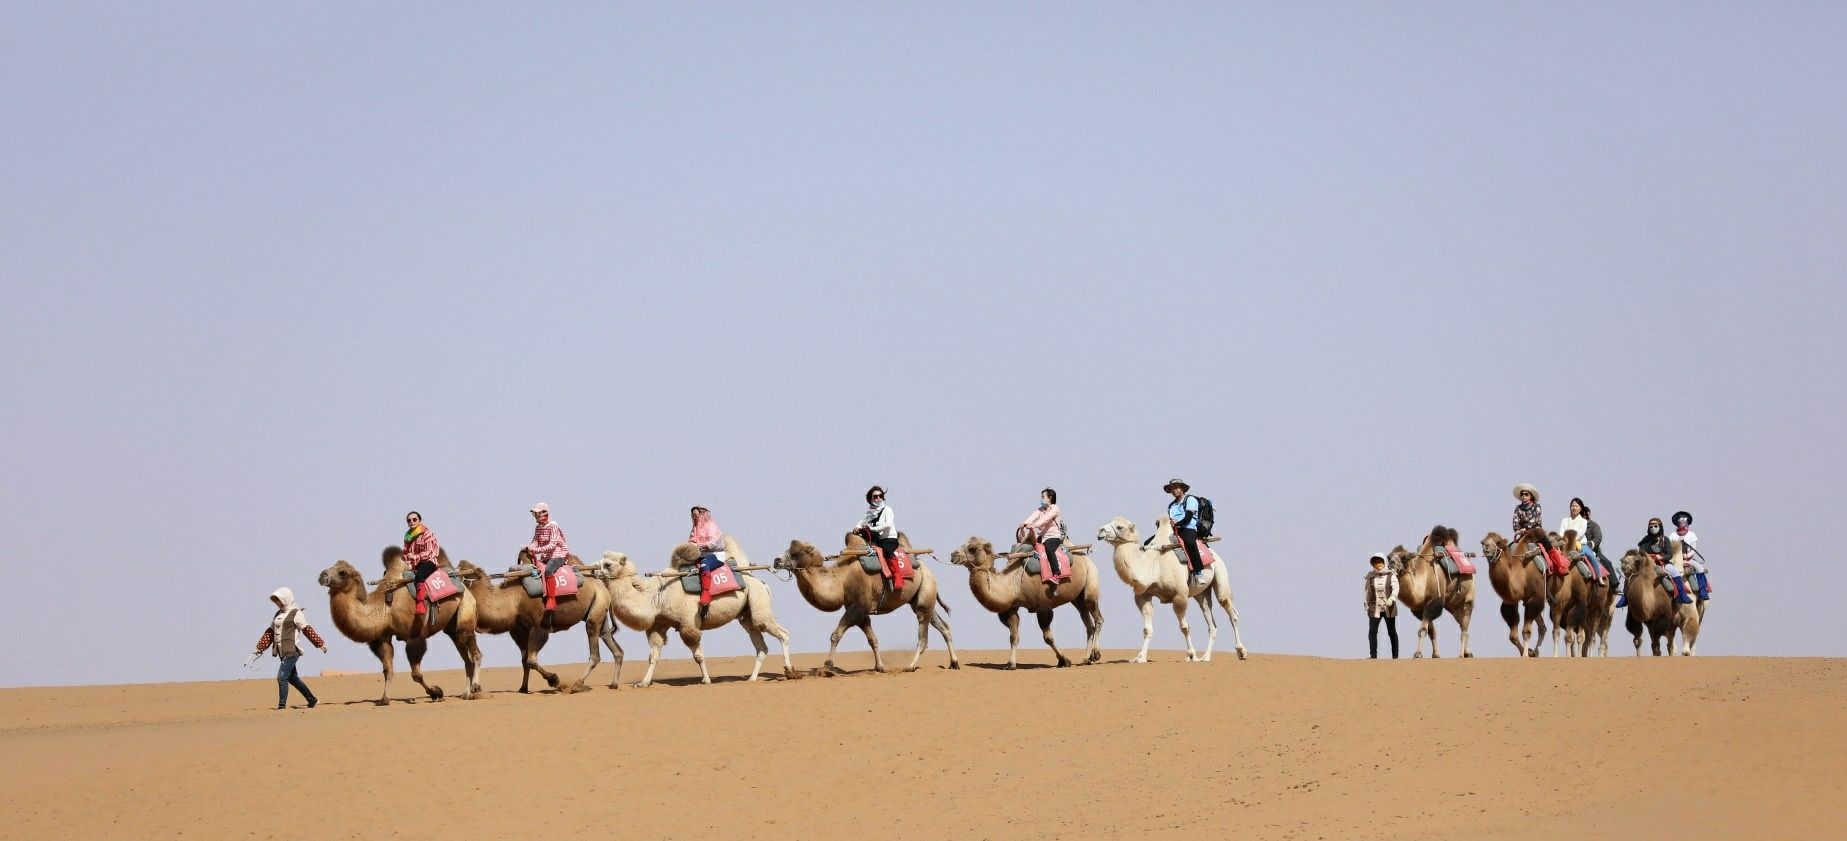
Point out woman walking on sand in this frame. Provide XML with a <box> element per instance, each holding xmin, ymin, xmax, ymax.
<box><xmin>252</xmin><ymin>587</ymin><xmax>328</xmax><ymax>710</ymax></box>
<box><xmin>1365</xmin><ymin>552</ymin><xmax>1401</xmax><ymax>659</ymax></box>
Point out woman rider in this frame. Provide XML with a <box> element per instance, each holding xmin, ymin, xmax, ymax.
<box><xmin>1636</xmin><ymin>517</ymin><xmax>1693</xmax><ymax>605</ymax></box>
<box><xmin>853</xmin><ymin>486</ymin><xmax>899</xmax><ymax>583</ymax></box>
<box><xmin>525</xmin><ymin>502</ymin><xmax>571</xmax><ymax>622</ymax></box>
<box><xmin>1512</xmin><ymin>484</ymin><xmax>1545</xmax><ymax>547</ymax></box>
<box><xmin>400</xmin><ymin>511</ymin><xmax>441</xmax><ymax>618</ymax></box>
<box><xmin>1019</xmin><ymin>487</ymin><xmax>1066</xmax><ymax>583</ymax></box>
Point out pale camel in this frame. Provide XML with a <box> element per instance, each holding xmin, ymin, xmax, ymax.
<box><xmin>1621</xmin><ymin>548</ymin><xmax>1702</xmax><ymax>656</ymax></box>
<box><xmin>317</xmin><ymin>548</ymin><xmax>482</xmax><ymax>703</ymax></box>
<box><xmin>1481</xmin><ymin>530</ymin><xmax>1549</xmax><ymax>658</ymax></box>
<box><xmin>946</xmin><ymin>537</ymin><xmax>1103</xmax><ymax>668</ymax></box>
<box><xmin>598</xmin><ymin>538</ymin><xmax>794</xmax><ymax>687</ymax></box>
<box><xmin>1543</xmin><ymin>532</ymin><xmax>1595</xmax><ymax>658</ymax></box>
<box><xmin>1094</xmin><ymin>516</ymin><xmax>1244</xmax><ymax>663</ymax></box>
<box><xmin>771</xmin><ymin>532</ymin><xmax>958</xmax><ymax>672</ymax></box>
<box><xmin>456</xmin><ymin>555</ymin><xmax>623</xmax><ymax>693</ymax></box>
<box><xmin>1386</xmin><ymin>525</ymin><xmax>1475</xmax><ymax>658</ymax></box>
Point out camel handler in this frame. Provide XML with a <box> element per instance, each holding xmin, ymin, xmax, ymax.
<box><xmin>390</xmin><ymin>510</ymin><xmax>441</xmax><ymax>615</ymax></box>
<box><xmin>1164</xmin><ymin>479</ymin><xmax>1208</xmax><ymax>585</ymax></box>
<box><xmin>1018</xmin><ymin>487</ymin><xmax>1066</xmax><ymax>585</ymax></box>
<box><xmin>525</xmin><ymin>502</ymin><xmax>571</xmax><ymax>623</ymax></box>
<box><xmin>852</xmin><ymin>485</ymin><xmax>900</xmax><ymax>585</ymax></box>
<box><xmin>1364</xmin><ymin>553</ymin><xmax>1400</xmax><ymax>659</ymax></box>
<box><xmin>252</xmin><ymin>587</ymin><xmax>328</xmax><ymax>710</ymax></box>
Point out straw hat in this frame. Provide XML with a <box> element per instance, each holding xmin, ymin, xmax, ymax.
<box><xmin>1512</xmin><ymin>483</ymin><xmax>1539</xmax><ymax>503</ymax></box>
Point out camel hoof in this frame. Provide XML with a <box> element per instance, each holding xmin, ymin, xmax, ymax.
<box><xmin>1056</xmin><ymin>659</ymin><xmax>1072</xmax><ymax>668</ymax></box>
<box><xmin>700</xmin><ymin>677</ymin><xmax>712</xmax><ymax>685</ymax></box>
<box><xmin>427</xmin><ymin>687</ymin><xmax>444</xmax><ymax>700</ymax></box>
<box><xmin>1236</xmin><ymin>649</ymin><xmax>1247</xmax><ymax>660</ymax></box>
<box><xmin>1527</xmin><ymin>649</ymin><xmax>1540</xmax><ymax>658</ymax></box>
<box><xmin>1005</xmin><ymin>662</ymin><xmax>1018</xmax><ymax>670</ymax></box>
<box><xmin>545</xmin><ymin>674</ymin><xmax>561</xmax><ymax>688</ymax></box>
<box><xmin>1413</xmin><ymin>652</ymin><xmax>1424</xmax><ymax>659</ymax></box>
<box><xmin>1462</xmin><ymin>652</ymin><xmax>1475</xmax><ymax>658</ymax></box>
<box><xmin>949</xmin><ymin>661</ymin><xmax>961</xmax><ymax>670</ymax></box>
<box><xmin>374</xmin><ymin>698</ymin><xmax>390</xmax><ymax>707</ymax></box>
<box><xmin>1130</xmin><ymin>656</ymin><xmax>1148</xmax><ymax>664</ymax></box>
<box><xmin>1431</xmin><ymin>654</ymin><xmax>1442</xmax><ymax>659</ymax></box>
<box><xmin>1198</xmin><ymin>654</ymin><xmax>1212</xmax><ymax>662</ymax></box>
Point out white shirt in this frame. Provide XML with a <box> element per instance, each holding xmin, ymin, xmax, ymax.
<box><xmin>1558</xmin><ymin>515</ymin><xmax>1589</xmax><ymax>543</ymax></box>
<box><xmin>856</xmin><ymin>504</ymin><xmax>896</xmax><ymax>540</ymax></box>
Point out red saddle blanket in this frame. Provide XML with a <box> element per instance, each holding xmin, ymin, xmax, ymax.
<box><xmin>877</xmin><ymin>547</ymin><xmax>914</xmax><ymax>592</ymax></box>
<box><xmin>1034</xmin><ymin>545</ymin><xmax>1072</xmax><ymax>582</ymax></box>
<box><xmin>1544</xmin><ymin>548</ymin><xmax>1571</xmax><ymax>576</ymax></box>
<box><xmin>419</xmin><ymin>568</ymin><xmax>462</xmax><ymax>604</ymax></box>
<box><xmin>548</xmin><ymin>564</ymin><xmax>580</xmax><ymax>598</ymax></box>
<box><xmin>700</xmin><ymin>564</ymin><xmax>742</xmax><ymax>605</ymax></box>
<box><xmin>1444</xmin><ymin>546</ymin><xmax>1476</xmax><ymax>575</ymax></box>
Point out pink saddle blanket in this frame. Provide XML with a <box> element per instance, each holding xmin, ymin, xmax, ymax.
<box><xmin>1034</xmin><ymin>545</ymin><xmax>1072</xmax><ymax>582</ymax></box>
<box><xmin>1444</xmin><ymin>546</ymin><xmax>1476</xmax><ymax>575</ymax></box>
<box><xmin>548</xmin><ymin>564</ymin><xmax>579</xmax><ymax>598</ymax></box>
<box><xmin>420</xmin><ymin>568</ymin><xmax>462</xmax><ymax>604</ymax></box>
<box><xmin>700</xmin><ymin>564</ymin><xmax>742</xmax><ymax>605</ymax></box>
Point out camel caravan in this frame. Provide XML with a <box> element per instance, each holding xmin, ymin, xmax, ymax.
<box><xmin>1366</xmin><ymin>485</ymin><xmax>1710</xmax><ymax>661</ymax></box>
<box><xmin>268</xmin><ymin>481</ymin><xmax>1713</xmax><ymax>708</ymax></box>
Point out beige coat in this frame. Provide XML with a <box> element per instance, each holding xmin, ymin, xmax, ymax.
<box><xmin>1364</xmin><ymin>569</ymin><xmax>1399</xmax><ymax>618</ymax></box>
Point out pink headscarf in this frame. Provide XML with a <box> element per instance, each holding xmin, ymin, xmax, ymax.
<box><xmin>689</xmin><ymin>508</ymin><xmax>723</xmax><ymax>548</ymax></box>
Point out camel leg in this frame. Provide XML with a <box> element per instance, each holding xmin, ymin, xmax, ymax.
<box><xmin>681</xmin><ymin>627</ymin><xmax>710</xmax><ymax>684</ymax></box>
<box><xmin>1081</xmin><ymin>596</ymin><xmax>1104</xmax><ymax>665</ymax></box>
<box><xmin>1215</xmin><ymin>586</ymin><xmax>1247</xmax><ymax>660</ymax></box>
<box><xmin>908</xmin><ymin>606</ymin><xmax>931</xmax><ymax>671</ymax></box>
<box><xmin>742</xmin><ymin>623</ymin><xmax>769</xmax><ymax>681</ymax></box>
<box><xmin>761</xmin><ymin>616</ymin><xmax>794</xmax><ymax>677</ymax></box>
<box><xmin>1454</xmin><ymin>603</ymin><xmax>1474</xmax><ymax>658</ymax></box>
<box><xmin>601</xmin><ymin>622</ymin><xmax>625</xmax><ymax>689</ymax></box>
<box><xmin>637</xmin><ymin>629</ymin><xmax>666</xmax><ymax>687</ymax></box>
<box><xmin>1501</xmin><ymin>603</ymin><xmax>1524</xmax><ymax>656</ymax></box>
<box><xmin>1527</xmin><ymin>601</ymin><xmax>1547</xmax><ymax>658</ymax></box>
<box><xmin>1132</xmin><ymin>594</ymin><xmax>1155</xmax><ymax>663</ymax></box>
<box><xmin>1038</xmin><ymin>610</ymin><xmax>1071</xmax><ymax>667</ymax></box>
<box><xmin>860</xmin><ymin>616</ymin><xmax>885</xmax><ymax>673</ymax></box>
<box><xmin>404</xmin><ymin>638</ymin><xmax>444</xmax><ymax>701</ymax></box>
<box><xmin>1001</xmin><ymin>609</ymin><xmax>1021</xmax><ymax>669</ymax></box>
<box><xmin>823</xmin><ymin>613</ymin><xmax>855</xmax><ymax>672</ymax></box>
<box><xmin>525</xmin><ymin>627</ymin><xmax>561</xmax><ymax>692</ymax></box>
<box><xmin>569</xmin><ymin>620</ymin><xmax>600</xmax><ymax>693</ymax></box>
<box><xmin>930</xmin><ymin>610</ymin><xmax>960</xmax><ymax>669</ymax></box>
<box><xmin>1172</xmin><ymin>599</ymin><xmax>1197</xmax><ymax>662</ymax></box>
<box><xmin>449</xmin><ymin>630</ymin><xmax>480</xmax><ymax>699</ymax></box>
<box><xmin>370</xmin><ymin>638</ymin><xmax>395</xmax><ymax>705</ymax></box>
<box><xmin>1194</xmin><ymin>593</ymin><xmax>1218</xmax><ymax>661</ymax></box>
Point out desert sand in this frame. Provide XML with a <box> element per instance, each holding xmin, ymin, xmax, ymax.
<box><xmin>2</xmin><ymin>650</ymin><xmax>1842</xmax><ymax>840</ymax></box>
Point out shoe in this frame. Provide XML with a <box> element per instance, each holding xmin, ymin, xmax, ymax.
<box><xmin>1615</xmin><ymin>596</ymin><xmax>1627</xmax><ymax>608</ymax></box>
<box><xmin>276</xmin><ymin>705</ymin><xmax>287</xmax><ymax>710</ymax></box>
<box><xmin>306</xmin><ymin>698</ymin><xmax>318</xmax><ymax>709</ymax></box>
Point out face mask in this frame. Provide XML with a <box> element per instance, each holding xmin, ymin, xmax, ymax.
<box><xmin>1650</xmin><ymin>527</ymin><xmax>1661</xmax><ymax>535</ymax></box>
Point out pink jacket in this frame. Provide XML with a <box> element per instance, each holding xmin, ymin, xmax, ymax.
<box><xmin>1021</xmin><ymin>504</ymin><xmax>1063</xmax><ymax>542</ymax></box>
<box><xmin>526</xmin><ymin>519</ymin><xmax>570</xmax><ymax>561</ymax></box>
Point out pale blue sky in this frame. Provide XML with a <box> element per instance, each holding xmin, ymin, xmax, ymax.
<box><xmin>4</xmin><ymin>3</ymin><xmax>1844</xmax><ymax>686</ymax></box>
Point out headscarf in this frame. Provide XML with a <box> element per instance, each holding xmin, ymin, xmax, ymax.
<box><xmin>1639</xmin><ymin>518</ymin><xmax>1668</xmax><ymax>554</ymax></box>
<box><xmin>689</xmin><ymin>508</ymin><xmax>723</xmax><ymax>548</ymax></box>
<box><xmin>270</xmin><ymin>587</ymin><xmax>306</xmax><ymax>635</ymax></box>
<box><xmin>404</xmin><ymin>522</ymin><xmax>427</xmax><ymax>548</ymax></box>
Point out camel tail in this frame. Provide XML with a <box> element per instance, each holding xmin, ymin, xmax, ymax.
<box><xmin>938</xmin><ymin>595</ymin><xmax>951</xmax><ymax>616</ymax></box>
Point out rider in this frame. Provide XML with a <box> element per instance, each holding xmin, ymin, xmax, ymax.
<box><xmin>1558</xmin><ymin>498</ymin><xmax>1590</xmax><ymax>553</ymax></box>
<box><xmin>1637</xmin><ymin>517</ymin><xmax>1693</xmax><ymax>605</ymax></box>
<box><xmin>1512</xmin><ymin>484</ymin><xmax>1544</xmax><ymax>549</ymax></box>
<box><xmin>688</xmin><ymin>505</ymin><xmax>730</xmax><ymax>594</ymax></box>
<box><xmin>854</xmin><ymin>485</ymin><xmax>899</xmax><ymax>584</ymax></box>
<box><xmin>1582</xmin><ymin>502</ymin><xmax>1621</xmax><ymax>597</ymax></box>
<box><xmin>1670</xmin><ymin>511</ymin><xmax>1710</xmax><ymax>599</ymax></box>
<box><xmin>525</xmin><ymin>502</ymin><xmax>572</xmax><ymax>624</ymax></box>
<box><xmin>1019</xmin><ymin>487</ymin><xmax>1066</xmax><ymax>583</ymax></box>
<box><xmin>399</xmin><ymin>511</ymin><xmax>441</xmax><ymax>618</ymax></box>
<box><xmin>1164</xmin><ymin>479</ymin><xmax>1208</xmax><ymax>585</ymax></box>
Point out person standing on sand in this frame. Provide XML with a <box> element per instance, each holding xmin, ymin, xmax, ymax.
<box><xmin>525</xmin><ymin>502</ymin><xmax>571</xmax><ymax>625</ymax></box>
<box><xmin>253</xmin><ymin>587</ymin><xmax>328</xmax><ymax>710</ymax></box>
<box><xmin>1364</xmin><ymin>553</ymin><xmax>1400</xmax><ymax>659</ymax></box>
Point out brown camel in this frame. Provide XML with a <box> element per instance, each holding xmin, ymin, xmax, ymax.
<box><xmin>1386</xmin><ymin>525</ymin><xmax>1475</xmax><ymax>658</ymax></box>
<box><xmin>1481</xmin><ymin>530</ymin><xmax>1548</xmax><ymax>657</ymax></box>
<box><xmin>317</xmin><ymin>548</ymin><xmax>482</xmax><ymax>704</ymax></box>
<box><xmin>1584</xmin><ymin>552</ymin><xmax>1617</xmax><ymax>657</ymax></box>
<box><xmin>771</xmin><ymin>532</ymin><xmax>958</xmax><ymax>673</ymax></box>
<box><xmin>456</xmin><ymin>554</ymin><xmax>623</xmax><ymax>694</ymax></box>
<box><xmin>1544</xmin><ymin>531</ymin><xmax>1595</xmax><ymax>658</ymax></box>
<box><xmin>1621</xmin><ymin>549</ymin><xmax>1702</xmax><ymax>656</ymax></box>
<box><xmin>946</xmin><ymin>537</ymin><xmax>1103</xmax><ymax>668</ymax></box>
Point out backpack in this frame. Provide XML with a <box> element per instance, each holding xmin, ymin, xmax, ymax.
<box><xmin>1189</xmin><ymin>495</ymin><xmax>1216</xmax><ymax>539</ymax></box>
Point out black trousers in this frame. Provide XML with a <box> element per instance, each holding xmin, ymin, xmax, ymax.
<box><xmin>1369</xmin><ymin>615</ymin><xmax>1399</xmax><ymax>658</ymax></box>
<box><xmin>1042</xmin><ymin>538</ymin><xmax>1064</xmax><ymax>576</ymax></box>
<box><xmin>1176</xmin><ymin>527</ymin><xmax>1205</xmax><ymax>573</ymax></box>
<box><xmin>412</xmin><ymin>560</ymin><xmax>437</xmax><ymax>589</ymax></box>
<box><xmin>875</xmin><ymin>537</ymin><xmax>901</xmax><ymax>571</ymax></box>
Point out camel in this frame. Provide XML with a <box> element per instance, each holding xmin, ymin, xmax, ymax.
<box><xmin>456</xmin><ymin>554</ymin><xmax>623</xmax><ymax>694</ymax></box>
<box><xmin>1543</xmin><ymin>532</ymin><xmax>1595</xmax><ymax>658</ymax></box>
<box><xmin>1481</xmin><ymin>530</ymin><xmax>1549</xmax><ymax>657</ymax></box>
<box><xmin>1584</xmin><ymin>555</ymin><xmax>1617</xmax><ymax>657</ymax></box>
<box><xmin>1094</xmin><ymin>516</ymin><xmax>1245</xmax><ymax>663</ymax></box>
<box><xmin>598</xmin><ymin>538</ymin><xmax>794</xmax><ymax>687</ymax></box>
<box><xmin>946</xmin><ymin>537</ymin><xmax>1103</xmax><ymax>668</ymax></box>
<box><xmin>317</xmin><ymin>548</ymin><xmax>482</xmax><ymax>704</ymax></box>
<box><xmin>1621</xmin><ymin>548</ymin><xmax>1701</xmax><ymax>656</ymax></box>
<box><xmin>771</xmin><ymin>532</ymin><xmax>958</xmax><ymax>673</ymax></box>
<box><xmin>1386</xmin><ymin>525</ymin><xmax>1475</xmax><ymax>658</ymax></box>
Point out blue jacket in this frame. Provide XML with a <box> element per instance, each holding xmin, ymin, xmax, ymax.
<box><xmin>1168</xmin><ymin>495</ymin><xmax>1200</xmax><ymax>530</ymax></box>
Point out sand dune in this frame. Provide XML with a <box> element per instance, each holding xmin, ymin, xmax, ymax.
<box><xmin>2</xmin><ymin>650</ymin><xmax>1841</xmax><ymax>840</ymax></box>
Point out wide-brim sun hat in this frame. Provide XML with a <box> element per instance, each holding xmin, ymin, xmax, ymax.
<box><xmin>1163</xmin><ymin>478</ymin><xmax>1191</xmax><ymax>493</ymax></box>
<box><xmin>1673</xmin><ymin>511</ymin><xmax>1693</xmax><ymax>526</ymax></box>
<box><xmin>1513</xmin><ymin>483</ymin><xmax>1539</xmax><ymax>502</ymax></box>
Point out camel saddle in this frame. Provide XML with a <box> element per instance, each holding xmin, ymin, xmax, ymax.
<box><xmin>516</xmin><ymin>563</ymin><xmax>578</xmax><ymax>599</ymax></box>
<box><xmin>699</xmin><ymin>560</ymin><xmax>741</xmax><ymax>605</ymax></box>
<box><xmin>418</xmin><ymin>567</ymin><xmax>463</xmax><ymax>604</ymax></box>
<box><xmin>1441</xmin><ymin>546</ymin><xmax>1476</xmax><ymax>576</ymax></box>
<box><xmin>859</xmin><ymin>546</ymin><xmax>914</xmax><ymax>591</ymax></box>
<box><xmin>1018</xmin><ymin>543</ymin><xmax>1073</xmax><ymax>582</ymax></box>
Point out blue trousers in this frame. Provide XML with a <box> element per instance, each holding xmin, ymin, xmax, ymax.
<box><xmin>277</xmin><ymin>654</ymin><xmax>316</xmax><ymax>707</ymax></box>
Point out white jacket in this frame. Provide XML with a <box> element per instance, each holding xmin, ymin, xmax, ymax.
<box><xmin>1364</xmin><ymin>569</ymin><xmax>1399</xmax><ymax>618</ymax></box>
<box><xmin>855</xmin><ymin>504</ymin><xmax>896</xmax><ymax>540</ymax></box>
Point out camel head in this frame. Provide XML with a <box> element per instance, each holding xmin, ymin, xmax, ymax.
<box><xmin>318</xmin><ymin>560</ymin><xmax>364</xmax><ymax>593</ymax></box>
<box><xmin>1619</xmin><ymin>549</ymin><xmax>1648</xmax><ymax>578</ymax></box>
<box><xmin>1481</xmin><ymin>532</ymin><xmax>1508</xmax><ymax>562</ymax></box>
<box><xmin>516</xmin><ymin>548</ymin><xmax>537</xmax><ymax>567</ymax></box>
<box><xmin>600</xmin><ymin>551</ymin><xmax>635</xmax><ymax>580</ymax></box>
<box><xmin>773</xmin><ymin>540</ymin><xmax>826</xmax><ymax>572</ymax></box>
<box><xmin>1386</xmin><ymin>545</ymin><xmax>1413</xmax><ymax>574</ymax></box>
<box><xmin>456</xmin><ymin>560</ymin><xmax>486</xmax><ymax>584</ymax></box>
<box><xmin>948</xmin><ymin>537</ymin><xmax>997</xmax><ymax>570</ymax></box>
<box><xmin>1095</xmin><ymin>516</ymin><xmax>1141</xmax><ymax>546</ymax></box>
